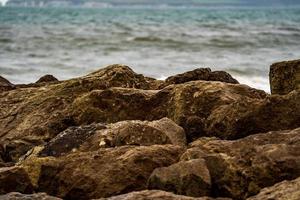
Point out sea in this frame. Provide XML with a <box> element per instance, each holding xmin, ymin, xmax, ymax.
<box><xmin>1</xmin><ymin>5</ymin><xmax>300</xmax><ymax>92</ymax></box>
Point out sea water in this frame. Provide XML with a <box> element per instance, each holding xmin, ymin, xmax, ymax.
<box><xmin>1</xmin><ymin>6</ymin><xmax>300</xmax><ymax>91</ymax></box>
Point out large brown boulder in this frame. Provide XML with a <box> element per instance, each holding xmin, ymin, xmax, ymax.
<box><xmin>0</xmin><ymin>166</ymin><xmax>33</xmax><ymax>194</ymax></box>
<box><xmin>0</xmin><ymin>76</ymin><xmax>15</xmax><ymax>92</ymax></box>
<box><xmin>22</xmin><ymin>145</ymin><xmax>183</xmax><ymax>200</ymax></box>
<box><xmin>148</xmin><ymin>159</ymin><xmax>211</xmax><ymax>197</ymax></box>
<box><xmin>39</xmin><ymin>118</ymin><xmax>186</xmax><ymax>157</ymax></box>
<box><xmin>246</xmin><ymin>176</ymin><xmax>300</xmax><ymax>200</ymax></box>
<box><xmin>181</xmin><ymin>128</ymin><xmax>300</xmax><ymax>199</ymax></box>
<box><xmin>270</xmin><ymin>59</ymin><xmax>300</xmax><ymax>95</ymax></box>
<box><xmin>97</xmin><ymin>190</ymin><xmax>231</xmax><ymax>200</ymax></box>
<box><xmin>165</xmin><ymin>68</ymin><xmax>239</xmax><ymax>85</ymax></box>
<box><xmin>206</xmin><ymin>90</ymin><xmax>300</xmax><ymax>139</ymax></box>
<box><xmin>79</xmin><ymin>118</ymin><xmax>186</xmax><ymax>151</ymax></box>
<box><xmin>0</xmin><ymin>192</ymin><xmax>62</xmax><ymax>200</ymax></box>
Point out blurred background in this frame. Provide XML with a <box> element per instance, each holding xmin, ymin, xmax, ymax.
<box><xmin>1</xmin><ymin>0</ymin><xmax>300</xmax><ymax>92</ymax></box>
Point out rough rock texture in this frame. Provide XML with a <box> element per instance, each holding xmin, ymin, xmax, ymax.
<box><xmin>97</xmin><ymin>190</ymin><xmax>231</xmax><ymax>200</ymax></box>
<box><xmin>165</xmin><ymin>68</ymin><xmax>239</xmax><ymax>85</ymax></box>
<box><xmin>0</xmin><ymin>62</ymin><xmax>299</xmax><ymax>200</ymax></box>
<box><xmin>26</xmin><ymin>145</ymin><xmax>183</xmax><ymax>200</ymax></box>
<box><xmin>206</xmin><ymin>90</ymin><xmax>300</xmax><ymax>139</ymax></box>
<box><xmin>148</xmin><ymin>159</ymin><xmax>211</xmax><ymax>197</ymax></box>
<box><xmin>38</xmin><ymin>118</ymin><xmax>186</xmax><ymax>157</ymax></box>
<box><xmin>71</xmin><ymin>81</ymin><xmax>267</xmax><ymax>142</ymax></box>
<box><xmin>36</xmin><ymin>75</ymin><xmax>59</xmax><ymax>84</ymax></box>
<box><xmin>38</xmin><ymin>123</ymin><xmax>106</xmax><ymax>157</ymax></box>
<box><xmin>0</xmin><ymin>76</ymin><xmax>15</xmax><ymax>92</ymax></box>
<box><xmin>3</xmin><ymin>65</ymin><xmax>300</xmax><ymax>162</ymax></box>
<box><xmin>0</xmin><ymin>166</ymin><xmax>33</xmax><ymax>194</ymax></box>
<box><xmin>79</xmin><ymin>118</ymin><xmax>187</xmax><ymax>151</ymax></box>
<box><xmin>181</xmin><ymin>128</ymin><xmax>300</xmax><ymax>199</ymax></box>
<box><xmin>0</xmin><ymin>65</ymin><xmax>164</xmax><ymax>162</ymax></box>
<box><xmin>270</xmin><ymin>59</ymin><xmax>300</xmax><ymax>95</ymax></box>
<box><xmin>0</xmin><ymin>192</ymin><xmax>62</xmax><ymax>200</ymax></box>
<box><xmin>246</xmin><ymin>177</ymin><xmax>300</xmax><ymax>200</ymax></box>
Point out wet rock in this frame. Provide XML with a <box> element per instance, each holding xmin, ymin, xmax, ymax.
<box><xmin>0</xmin><ymin>192</ymin><xmax>62</xmax><ymax>200</ymax></box>
<box><xmin>36</xmin><ymin>75</ymin><xmax>59</xmax><ymax>84</ymax></box>
<box><xmin>181</xmin><ymin>128</ymin><xmax>300</xmax><ymax>199</ymax></box>
<box><xmin>270</xmin><ymin>59</ymin><xmax>300</xmax><ymax>95</ymax></box>
<box><xmin>165</xmin><ymin>68</ymin><xmax>238</xmax><ymax>85</ymax></box>
<box><xmin>246</xmin><ymin>176</ymin><xmax>300</xmax><ymax>200</ymax></box>
<box><xmin>206</xmin><ymin>90</ymin><xmax>300</xmax><ymax>139</ymax></box>
<box><xmin>0</xmin><ymin>166</ymin><xmax>33</xmax><ymax>194</ymax></box>
<box><xmin>34</xmin><ymin>145</ymin><xmax>184</xmax><ymax>199</ymax></box>
<box><xmin>0</xmin><ymin>76</ymin><xmax>15</xmax><ymax>92</ymax></box>
<box><xmin>79</xmin><ymin>118</ymin><xmax>186</xmax><ymax>151</ymax></box>
<box><xmin>148</xmin><ymin>159</ymin><xmax>211</xmax><ymax>197</ymax></box>
<box><xmin>97</xmin><ymin>190</ymin><xmax>231</xmax><ymax>200</ymax></box>
<box><xmin>39</xmin><ymin>123</ymin><xmax>106</xmax><ymax>157</ymax></box>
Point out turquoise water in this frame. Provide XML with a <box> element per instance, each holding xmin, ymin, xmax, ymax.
<box><xmin>1</xmin><ymin>6</ymin><xmax>300</xmax><ymax>91</ymax></box>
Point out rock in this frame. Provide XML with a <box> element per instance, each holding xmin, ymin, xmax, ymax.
<box><xmin>0</xmin><ymin>76</ymin><xmax>15</xmax><ymax>92</ymax></box>
<box><xmin>181</xmin><ymin>128</ymin><xmax>300</xmax><ymax>199</ymax></box>
<box><xmin>79</xmin><ymin>118</ymin><xmax>186</xmax><ymax>151</ymax></box>
<box><xmin>39</xmin><ymin>123</ymin><xmax>106</xmax><ymax>157</ymax></box>
<box><xmin>270</xmin><ymin>59</ymin><xmax>300</xmax><ymax>95</ymax></box>
<box><xmin>206</xmin><ymin>90</ymin><xmax>300</xmax><ymax>139</ymax></box>
<box><xmin>72</xmin><ymin>81</ymin><xmax>266</xmax><ymax>142</ymax></box>
<box><xmin>0</xmin><ymin>166</ymin><xmax>33</xmax><ymax>194</ymax></box>
<box><xmin>246</xmin><ymin>177</ymin><xmax>300</xmax><ymax>200</ymax></box>
<box><xmin>0</xmin><ymin>78</ymin><xmax>267</xmax><ymax>161</ymax></box>
<box><xmin>0</xmin><ymin>192</ymin><xmax>62</xmax><ymax>200</ymax></box>
<box><xmin>36</xmin><ymin>75</ymin><xmax>59</xmax><ymax>84</ymax></box>
<box><xmin>148</xmin><ymin>159</ymin><xmax>211</xmax><ymax>197</ymax></box>
<box><xmin>165</xmin><ymin>68</ymin><xmax>238</xmax><ymax>85</ymax></box>
<box><xmin>4</xmin><ymin>64</ymin><xmax>288</xmax><ymax>161</ymax></box>
<box><xmin>97</xmin><ymin>190</ymin><xmax>231</xmax><ymax>200</ymax></box>
<box><xmin>33</xmin><ymin>145</ymin><xmax>184</xmax><ymax>199</ymax></box>
<box><xmin>39</xmin><ymin>118</ymin><xmax>186</xmax><ymax>157</ymax></box>
<box><xmin>0</xmin><ymin>65</ymin><xmax>164</xmax><ymax>162</ymax></box>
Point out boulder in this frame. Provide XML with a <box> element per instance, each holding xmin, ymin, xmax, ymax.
<box><xmin>6</xmin><ymin>64</ymin><xmax>296</xmax><ymax>162</ymax></box>
<box><xmin>0</xmin><ymin>192</ymin><xmax>62</xmax><ymax>200</ymax></box>
<box><xmin>39</xmin><ymin>118</ymin><xmax>186</xmax><ymax>157</ymax></box>
<box><xmin>97</xmin><ymin>190</ymin><xmax>231</xmax><ymax>200</ymax></box>
<box><xmin>246</xmin><ymin>176</ymin><xmax>300</xmax><ymax>200</ymax></box>
<box><xmin>270</xmin><ymin>59</ymin><xmax>300</xmax><ymax>95</ymax></box>
<box><xmin>181</xmin><ymin>128</ymin><xmax>300</xmax><ymax>199</ymax></box>
<box><xmin>36</xmin><ymin>75</ymin><xmax>59</xmax><ymax>84</ymax></box>
<box><xmin>166</xmin><ymin>68</ymin><xmax>238</xmax><ymax>85</ymax></box>
<box><xmin>0</xmin><ymin>65</ymin><xmax>164</xmax><ymax>162</ymax></box>
<box><xmin>0</xmin><ymin>166</ymin><xmax>33</xmax><ymax>194</ymax></box>
<box><xmin>0</xmin><ymin>78</ymin><xmax>267</xmax><ymax>161</ymax></box>
<box><xmin>38</xmin><ymin>123</ymin><xmax>106</xmax><ymax>157</ymax></box>
<box><xmin>0</xmin><ymin>76</ymin><xmax>15</xmax><ymax>92</ymax></box>
<box><xmin>148</xmin><ymin>159</ymin><xmax>211</xmax><ymax>197</ymax></box>
<box><xmin>29</xmin><ymin>145</ymin><xmax>183</xmax><ymax>199</ymax></box>
<box><xmin>71</xmin><ymin>81</ymin><xmax>266</xmax><ymax>142</ymax></box>
<box><xmin>206</xmin><ymin>90</ymin><xmax>300</xmax><ymax>139</ymax></box>
<box><xmin>79</xmin><ymin>118</ymin><xmax>186</xmax><ymax>151</ymax></box>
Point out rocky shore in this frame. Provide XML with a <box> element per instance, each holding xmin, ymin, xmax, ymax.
<box><xmin>0</xmin><ymin>60</ymin><xmax>299</xmax><ymax>200</ymax></box>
